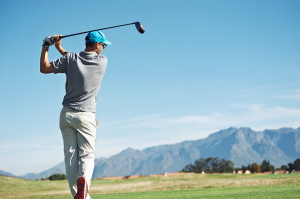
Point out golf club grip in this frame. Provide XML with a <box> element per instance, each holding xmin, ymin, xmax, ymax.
<box><xmin>61</xmin><ymin>22</ymin><xmax>137</xmax><ymax>39</ymax></box>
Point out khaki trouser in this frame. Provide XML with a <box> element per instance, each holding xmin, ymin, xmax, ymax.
<box><xmin>60</xmin><ymin>106</ymin><xmax>98</xmax><ymax>199</ymax></box>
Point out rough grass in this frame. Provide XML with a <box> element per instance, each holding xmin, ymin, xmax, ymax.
<box><xmin>1</xmin><ymin>173</ymin><xmax>299</xmax><ymax>199</ymax></box>
<box><xmin>0</xmin><ymin>177</ymin><xmax>70</xmax><ymax>198</ymax></box>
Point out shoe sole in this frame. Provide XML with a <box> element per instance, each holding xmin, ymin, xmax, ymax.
<box><xmin>74</xmin><ymin>177</ymin><xmax>85</xmax><ymax>199</ymax></box>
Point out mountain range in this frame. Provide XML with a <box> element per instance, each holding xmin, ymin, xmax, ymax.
<box><xmin>2</xmin><ymin>127</ymin><xmax>299</xmax><ymax>180</ymax></box>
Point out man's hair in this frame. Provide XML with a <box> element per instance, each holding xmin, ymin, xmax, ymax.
<box><xmin>85</xmin><ymin>35</ymin><xmax>97</xmax><ymax>48</ymax></box>
<box><xmin>85</xmin><ymin>42</ymin><xmax>96</xmax><ymax>48</ymax></box>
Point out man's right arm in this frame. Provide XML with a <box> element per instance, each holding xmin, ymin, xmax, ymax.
<box><xmin>55</xmin><ymin>35</ymin><xmax>69</xmax><ymax>56</ymax></box>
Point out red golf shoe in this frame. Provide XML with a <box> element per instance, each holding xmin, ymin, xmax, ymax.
<box><xmin>74</xmin><ymin>177</ymin><xmax>85</xmax><ymax>199</ymax></box>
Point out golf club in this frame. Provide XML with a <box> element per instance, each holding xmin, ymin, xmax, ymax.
<box><xmin>60</xmin><ymin>22</ymin><xmax>145</xmax><ymax>39</ymax></box>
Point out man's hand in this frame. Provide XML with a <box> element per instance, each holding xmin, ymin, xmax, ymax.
<box><xmin>55</xmin><ymin>35</ymin><xmax>69</xmax><ymax>56</ymax></box>
<box><xmin>42</xmin><ymin>35</ymin><xmax>56</xmax><ymax>48</ymax></box>
<box><xmin>54</xmin><ymin>35</ymin><xmax>62</xmax><ymax>49</ymax></box>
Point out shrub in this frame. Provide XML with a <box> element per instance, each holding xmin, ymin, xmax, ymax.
<box><xmin>48</xmin><ymin>174</ymin><xmax>67</xmax><ymax>181</ymax></box>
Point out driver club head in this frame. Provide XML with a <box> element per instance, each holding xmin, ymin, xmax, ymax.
<box><xmin>135</xmin><ymin>22</ymin><xmax>145</xmax><ymax>34</ymax></box>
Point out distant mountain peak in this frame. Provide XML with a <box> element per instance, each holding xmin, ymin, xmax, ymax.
<box><xmin>11</xmin><ymin>126</ymin><xmax>299</xmax><ymax>180</ymax></box>
<box><xmin>123</xmin><ymin>147</ymin><xmax>136</xmax><ymax>151</ymax></box>
<box><xmin>119</xmin><ymin>147</ymin><xmax>142</xmax><ymax>154</ymax></box>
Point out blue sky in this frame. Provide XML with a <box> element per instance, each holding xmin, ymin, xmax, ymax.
<box><xmin>0</xmin><ymin>0</ymin><xmax>299</xmax><ymax>175</ymax></box>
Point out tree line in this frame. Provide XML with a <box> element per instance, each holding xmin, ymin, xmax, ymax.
<box><xmin>40</xmin><ymin>174</ymin><xmax>67</xmax><ymax>181</ymax></box>
<box><xmin>239</xmin><ymin>158</ymin><xmax>300</xmax><ymax>173</ymax></box>
<box><xmin>181</xmin><ymin>157</ymin><xmax>234</xmax><ymax>173</ymax></box>
<box><xmin>182</xmin><ymin>157</ymin><xmax>300</xmax><ymax>173</ymax></box>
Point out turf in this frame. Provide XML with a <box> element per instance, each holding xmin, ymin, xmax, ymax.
<box><xmin>92</xmin><ymin>185</ymin><xmax>300</xmax><ymax>199</ymax></box>
<box><xmin>1</xmin><ymin>173</ymin><xmax>299</xmax><ymax>198</ymax></box>
<box><xmin>54</xmin><ymin>185</ymin><xmax>300</xmax><ymax>199</ymax></box>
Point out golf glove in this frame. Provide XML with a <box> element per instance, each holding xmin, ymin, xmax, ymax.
<box><xmin>42</xmin><ymin>36</ymin><xmax>56</xmax><ymax>48</ymax></box>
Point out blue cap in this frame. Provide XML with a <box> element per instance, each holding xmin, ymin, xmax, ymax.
<box><xmin>85</xmin><ymin>31</ymin><xmax>111</xmax><ymax>45</ymax></box>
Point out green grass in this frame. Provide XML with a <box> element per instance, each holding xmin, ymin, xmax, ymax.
<box><xmin>87</xmin><ymin>185</ymin><xmax>300</xmax><ymax>199</ymax></box>
<box><xmin>54</xmin><ymin>185</ymin><xmax>300</xmax><ymax>199</ymax></box>
<box><xmin>1</xmin><ymin>173</ymin><xmax>300</xmax><ymax>199</ymax></box>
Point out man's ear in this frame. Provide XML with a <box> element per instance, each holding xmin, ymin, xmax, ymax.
<box><xmin>96</xmin><ymin>43</ymin><xmax>100</xmax><ymax>49</ymax></box>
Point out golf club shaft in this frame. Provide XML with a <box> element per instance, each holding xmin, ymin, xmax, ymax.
<box><xmin>61</xmin><ymin>22</ymin><xmax>137</xmax><ymax>38</ymax></box>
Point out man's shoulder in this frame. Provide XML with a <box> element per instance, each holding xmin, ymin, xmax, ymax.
<box><xmin>61</xmin><ymin>52</ymin><xmax>80</xmax><ymax>61</ymax></box>
<box><xmin>98</xmin><ymin>54</ymin><xmax>107</xmax><ymax>60</ymax></box>
<box><xmin>61</xmin><ymin>52</ymin><xmax>78</xmax><ymax>58</ymax></box>
<box><xmin>67</xmin><ymin>52</ymin><xmax>79</xmax><ymax>57</ymax></box>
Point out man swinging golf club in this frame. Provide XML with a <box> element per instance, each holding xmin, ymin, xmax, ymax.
<box><xmin>40</xmin><ymin>31</ymin><xmax>111</xmax><ymax>199</ymax></box>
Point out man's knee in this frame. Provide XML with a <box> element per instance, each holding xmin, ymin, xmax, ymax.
<box><xmin>79</xmin><ymin>151</ymin><xmax>95</xmax><ymax>160</ymax></box>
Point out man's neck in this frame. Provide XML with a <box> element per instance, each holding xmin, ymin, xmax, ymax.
<box><xmin>84</xmin><ymin>48</ymin><xmax>100</xmax><ymax>54</ymax></box>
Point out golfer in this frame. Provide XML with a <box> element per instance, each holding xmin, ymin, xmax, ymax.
<box><xmin>40</xmin><ymin>31</ymin><xmax>110</xmax><ymax>199</ymax></box>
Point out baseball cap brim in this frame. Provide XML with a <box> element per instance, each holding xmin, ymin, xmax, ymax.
<box><xmin>103</xmin><ymin>40</ymin><xmax>111</xmax><ymax>45</ymax></box>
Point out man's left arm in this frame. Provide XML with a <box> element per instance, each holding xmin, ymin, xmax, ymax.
<box><xmin>40</xmin><ymin>35</ymin><xmax>58</xmax><ymax>74</ymax></box>
<box><xmin>40</xmin><ymin>46</ymin><xmax>53</xmax><ymax>74</ymax></box>
<box><xmin>40</xmin><ymin>35</ymin><xmax>69</xmax><ymax>74</ymax></box>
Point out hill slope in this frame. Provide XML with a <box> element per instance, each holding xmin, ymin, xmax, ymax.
<box><xmin>11</xmin><ymin>127</ymin><xmax>299</xmax><ymax>179</ymax></box>
<box><xmin>20</xmin><ymin>161</ymin><xmax>65</xmax><ymax>180</ymax></box>
<box><xmin>92</xmin><ymin>127</ymin><xmax>300</xmax><ymax>178</ymax></box>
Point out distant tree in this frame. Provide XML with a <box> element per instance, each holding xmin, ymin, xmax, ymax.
<box><xmin>247</xmin><ymin>164</ymin><xmax>251</xmax><ymax>171</ymax></box>
<box><xmin>264</xmin><ymin>164</ymin><xmax>275</xmax><ymax>172</ymax></box>
<box><xmin>182</xmin><ymin>157</ymin><xmax>234</xmax><ymax>173</ymax></box>
<box><xmin>260</xmin><ymin>159</ymin><xmax>274</xmax><ymax>172</ymax></box>
<box><xmin>280</xmin><ymin>165</ymin><xmax>288</xmax><ymax>170</ymax></box>
<box><xmin>182</xmin><ymin>163</ymin><xmax>195</xmax><ymax>172</ymax></box>
<box><xmin>260</xmin><ymin>165</ymin><xmax>265</xmax><ymax>172</ymax></box>
<box><xmin>260</xmin><ymin>159</ymin><xmax>268</xmax><ymax>172</ymax></box>
<box><xmin>294</xmin><ymin>159</ymin><xmax>300</xmax><ymax>171</ymax></box>
<box><xmin>262</xmin><ymin>160</ymin><xmax>268</xmax><ymax>165</ymax></box>
<box><xmin>207</xmin><ymin>157</ymin><xmax>220</xmax><ymax>173</ymax></box>
<box><xmin>219</xmin><ymin>159</ymin><xmax>234</xmax><ymax>173</ymax></box>
<box><xmin>251</xmin><ymin>162</ymin><xmax>260</xmax><ymax>173</ymax></box>
<box><xmin>194</xmin><ymin>158</ymin><xmax>204</xmax><ymax>173</ymax></box>
<box><xmin>242</xmin><ymin>165</ymin><xmax>246</xmax><ymax>172</ymax></box>
<box><xmin>48</xmin><ymin>174</ymin><xmax>67</xmax><ymax>181</ymax></box>
<box><xmin>288</xmin><ymin>163</ymin><xmax>294</xmax><ymax>172</ymax></box>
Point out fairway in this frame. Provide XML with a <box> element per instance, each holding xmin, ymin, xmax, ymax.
<box><xmin>88</xmin><ymin>185</ymin><xmax>300</xmax><ymax>199</ymax></box>
<box><xmin>1</xmin><ymin>173</ymin><xmax>300</xmax><ymax>198</ymax></box>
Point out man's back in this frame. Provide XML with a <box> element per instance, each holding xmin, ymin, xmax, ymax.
<box><xmin>51</xmin><ymin>51</ymin><xmax>107</xmax><ymax>112</ymax></box>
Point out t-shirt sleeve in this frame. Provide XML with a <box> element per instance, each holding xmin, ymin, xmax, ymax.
<box><xmin>101</xmin><ymin>55</ymin><xmax>108</xmax><ymax>68</ymax></box>
<box><xmin>50</xmin><ymin>53</ymin><xmax>69</xmax><ymax>74</ymax></box>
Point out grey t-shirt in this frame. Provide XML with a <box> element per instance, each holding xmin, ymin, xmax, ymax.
<box><xmin>51</xmin><ymin>51</ymin><xmax>107</xmax><ymax>112</ymax></box>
